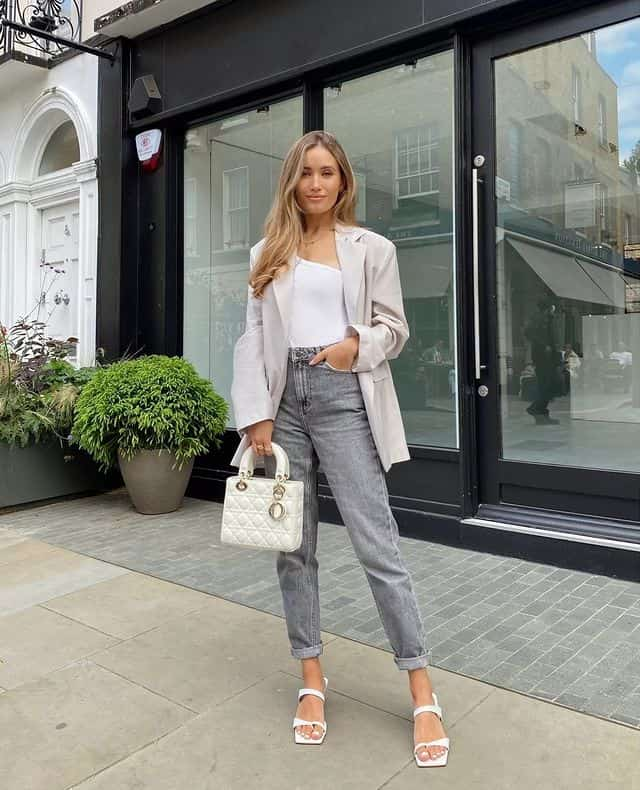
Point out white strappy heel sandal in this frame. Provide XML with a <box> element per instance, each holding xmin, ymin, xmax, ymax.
<box><xmin>292</xmin><ymin>676</ymin><xmax>328</xmax><ymax>745</ymax></box>
<box><xmin>413</xmin><ymin>692</ymin><xmax>450</xmax><ymax>767</ymax></box>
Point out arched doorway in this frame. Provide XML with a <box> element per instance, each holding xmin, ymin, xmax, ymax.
<box><xmin>5</xmin><ymin>88</ymin><xmax>98</xmax><ymax>366</ymax></box>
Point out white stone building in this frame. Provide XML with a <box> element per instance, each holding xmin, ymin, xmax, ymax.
<box><xmin>0</xmin><ymin>5</ymin><xmax>99</xmax><ymax>365</ymax></box>
<box><xmin>0</xmin><ymin>0</ymin><xmax>218</xmax><ymax>366</ymax></box>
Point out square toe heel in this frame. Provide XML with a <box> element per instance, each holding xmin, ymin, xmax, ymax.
<box><xmin>293</xmin><ymin>676</ymin><xmax>328</xmax><ymax>745</ymax></box>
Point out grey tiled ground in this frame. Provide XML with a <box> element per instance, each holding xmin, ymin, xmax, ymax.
<box><xmin>2</xmin><ymin>489</ymin><xmax>640</xmax><ymax>729</ymax></box>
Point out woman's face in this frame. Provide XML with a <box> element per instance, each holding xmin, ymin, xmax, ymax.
<box><xmin>294</xmin><ymin>145</ymin><xmax>344</xmax><ymax>219</ymax></box>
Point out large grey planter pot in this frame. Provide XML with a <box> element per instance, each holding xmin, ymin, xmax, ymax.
<box><xmin>117</xmin><ymin>449</ymin><xmax>194</xmax><ymax>515</ymax></box>
<box><xmin>0</xmin><ymin>441</ymin><xmax>112</xmax><ymax>509</ymax></box>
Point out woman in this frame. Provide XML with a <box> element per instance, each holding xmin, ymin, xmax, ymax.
<box><xmin>230</xmin><ymin>131</ymin><xmax>449</xmax><ymax>768</ymax></box>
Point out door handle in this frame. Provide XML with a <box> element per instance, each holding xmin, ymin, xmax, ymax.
<box><xmin>472</xmin><ymin>155</ymin><xmax>486</xmax><ymax>380</ymax></box>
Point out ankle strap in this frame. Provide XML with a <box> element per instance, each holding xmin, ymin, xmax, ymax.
<box><xmin>413</xmin><ymin>693</ymin><xmax>442</xmax><ymax>720</ymax></box>
<box><xmin>298</xmin><ymin>687</ymin><xmax>325</xmax><ymax>703</ymax></box>
<box><xmin>413</xmin><ymin>703</ymin><xmax>442</xmax><ymax>719</ymax></box>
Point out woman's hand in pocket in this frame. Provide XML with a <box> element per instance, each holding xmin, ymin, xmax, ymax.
<box><xmin>309</xmin><ymin>336</ymin><xmax>359</xmax><ymax>371</ymax></box>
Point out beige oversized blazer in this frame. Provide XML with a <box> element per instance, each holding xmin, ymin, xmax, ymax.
<box><xmin>229</xmin><ymin>221</ymin><xmax>411</xmax><ymax>472</ymax></box>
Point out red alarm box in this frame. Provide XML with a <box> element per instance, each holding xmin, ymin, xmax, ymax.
<box><xmin>135</xmin><ymin>129</ymin><xmax>162</xmax><ymax>172</ymax></box>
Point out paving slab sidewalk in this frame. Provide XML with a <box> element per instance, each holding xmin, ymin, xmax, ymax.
<box><xmin>0</xmin><ymin>529</ymin><xmax>637</xmax><ymax>790</ymax></box>
<box><xmin>3</xmin><ymin>490</ymin><xmax>640</xmax><ymax>729</ymax></box>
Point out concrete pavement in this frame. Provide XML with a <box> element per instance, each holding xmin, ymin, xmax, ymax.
<box><xmin>4</xmin><ymin>490</ymin><xmax>640</xmax><ymax>729</ymax></box>
<box><xmin>0</xmin><ymin>525</ymin><xmax>638</xmax><ymax>789</ymax></box>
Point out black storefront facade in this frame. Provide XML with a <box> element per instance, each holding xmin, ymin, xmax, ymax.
<box><xmin>96</xmin><ymin>0</ymin><xmax>640</xmax><ymax>579</ymax></box>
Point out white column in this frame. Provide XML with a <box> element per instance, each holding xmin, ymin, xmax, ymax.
<box><xmin>0</xmin><ymin>183</ymin><xmax>31</xmax><ymax>327</ymax></box>
<box><xmin>0</xmin><ymin>204</ymin><xmax>12</xmax><ymax>326</ymax></box>
<box><xmin>73</xmin><ymin>159</ymin><xmax>98</xmax><ymax>367</ymax></box>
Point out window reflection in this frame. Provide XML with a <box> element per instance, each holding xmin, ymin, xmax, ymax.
<box><xmin>182</xmin><ymin>98</ymin><xmax>303</xmax><ymax>423</ymax></box>
<box><xmin>325</xmin><ymin>51</ymin><xmax>458</xmax><ymax>448</ymax></box>
<box><xmin>495</xmin><ymin>17</ymin><xmax>640</xmax><ymax>472</ymax></box>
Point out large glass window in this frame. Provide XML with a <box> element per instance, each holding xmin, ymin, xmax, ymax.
<box><xmin>182</xmin><ymin>97</ymin><xmax>303</xmax><ymax>424</ymax></box>
<box><xmin>324</xmin><ymin>50</ymin><xmax>458</xmax><ymax>448</ymax></box>
<box><xmin>494</xmin><ymin>17</ymin><xmax>640</xmax><ymax>472</ymax></box>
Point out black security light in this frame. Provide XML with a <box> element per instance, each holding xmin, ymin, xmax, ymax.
<box><xmin>128</xmin><ymin>75</ymin><xmax>163</xmax><ymax>119</ymax></box>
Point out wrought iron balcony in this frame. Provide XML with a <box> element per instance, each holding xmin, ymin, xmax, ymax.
<box><xmin>0</xmin><ymin>0</ymin><xmax>83</xmax><ymax>66</ymax></box>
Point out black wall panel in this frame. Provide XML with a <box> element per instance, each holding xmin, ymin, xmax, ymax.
<box><xmin>97</xmin><ymin>37</ymin><xmax>140</xmax><ymax>360</ymax></box>
<box><xmin>138</xmin><ymin>162</ymin><xmax>167</xmax><ymax>355</ymax></box>
<box><xmin>128</xmin><ymin>0</ymin><xmax>536</xmax><ymax>125</ymax></box>
<box><xmin>134</xmin><ymin>0</ymin><xmax>422</xmax><ymax>118</ymax></box>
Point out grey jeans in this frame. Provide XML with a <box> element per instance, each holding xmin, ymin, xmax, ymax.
<box><xmin>263</xmin><ymin>345</ymin><xmax>430</xmax><ymax>671</ymax></box>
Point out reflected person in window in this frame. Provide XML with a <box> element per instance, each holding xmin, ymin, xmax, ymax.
<box><xmin>230</xmin><ymin>131</ymin><xmax>449</xmax><ymax>767</ymax></box>
<box><xmin>524</xmin><ymin>298</ymin><xmax>561</xmax><ymax>425</ymax></box>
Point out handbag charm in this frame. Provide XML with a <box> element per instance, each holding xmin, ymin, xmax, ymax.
<box><xmin>221</xmin><ymin>442</ymin><xmax>303</xmax><ymax>552</ymax></box>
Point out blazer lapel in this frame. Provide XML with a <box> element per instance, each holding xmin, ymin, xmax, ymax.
<box><xmin>336</xmin><ymin>224</ymin><xmax>366</xmax><ymax>325</ymax></box>
<box><xmin>272</xmin><ymin>254</ymin><xmax>296</xmax><ymax>339</ymax></box>
<box><xmin>272</xmin><ymin>223</ymin><xmax>366</xmax><ymax>337</ymax></box>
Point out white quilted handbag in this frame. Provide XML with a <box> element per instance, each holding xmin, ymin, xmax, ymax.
<box><xmin>221</xmin><ymin>442</ymin><xmax>303</xmax><ymax>552</ymax></box>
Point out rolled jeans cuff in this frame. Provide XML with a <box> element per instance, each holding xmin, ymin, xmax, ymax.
<box><xmin>291</xmin><ymin>642</ymin><xmax>324</xmax><ymax>660</ymax></box>
<box><xmin>394</xmin><ymin>650</ymin><xmax>431</xmax><ymax>671</ymax></box>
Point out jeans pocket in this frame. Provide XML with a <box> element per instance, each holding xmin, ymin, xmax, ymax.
<box><xmin>324</xmin><ymin>360</ymin><xmax>352</xmax><ymax>373</ymax></box>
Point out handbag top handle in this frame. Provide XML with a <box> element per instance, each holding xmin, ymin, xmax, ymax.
<box><xmin>238</xmin><ymin>442</ymin><xmax>290</xmax><ymax>479</ymax></box>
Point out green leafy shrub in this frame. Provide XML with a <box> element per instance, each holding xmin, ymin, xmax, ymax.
<box><xmin>71</xmin><ymin>355</ymin><xmax>229</xmax><ymax>472</ymax></box>
<box><xmin>0</xmin><ymin>389</ymin><xmax>52</xmax><ymax>447</ymax></box>
<box><xmin>0</xmin><ymin>320</ymin><xmax>93</xmax><ymax>448</ymax></box>
<box><xmin>40</xmin><ymin>359</ymin><xmax>96</xmax><ymax>389</ymax></box>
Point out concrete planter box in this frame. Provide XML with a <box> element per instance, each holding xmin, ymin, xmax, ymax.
<box><xmin>0</xmin><ymin>441</ymin><xmax>114</xmax><ymax>509</ymax></box>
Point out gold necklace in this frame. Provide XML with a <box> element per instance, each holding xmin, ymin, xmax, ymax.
<box><xmin>302</xmin><ymin>227</ymin><xmax>336</xmax><ymax>246</ymax></box>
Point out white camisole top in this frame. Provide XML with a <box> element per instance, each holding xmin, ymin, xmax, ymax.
<box><xmin>288</xmin><ymin>256</ymin><xmax>349</xmax><ymax>348</ymax></box>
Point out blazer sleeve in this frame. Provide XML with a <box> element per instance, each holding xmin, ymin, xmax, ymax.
<box><xmin>230</xmin><ymin>246</ymin><xmax>273</xmax><ymax>436</ymax></box>
<box><xmin>345</xmin><ymin>241</ymin><xmax>410</xmax><ymax>372</ymax></box>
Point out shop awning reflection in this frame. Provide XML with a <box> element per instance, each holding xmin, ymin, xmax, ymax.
<box><xmin>507</xmin><ymin>237</ymin><xmax>626</xmax><ymax>308</ymax></box>
<box><xmin>397</xmin><ymin>242</ymin><xmax>454</xmax><ymax>298</ymax></box>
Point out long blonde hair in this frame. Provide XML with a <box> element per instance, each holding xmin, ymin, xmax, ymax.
<box><xmin>248</xmin><ymin>131</ymin><xmax>359</xmax><ymax>299</ymax></box>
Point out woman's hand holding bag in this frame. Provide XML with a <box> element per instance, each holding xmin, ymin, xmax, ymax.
<box><xmin>221</xmin><ymin>442</ymin><xmax>303</xmax><ymax>552</ymax></box>
<box><xmin>246</xmin><ymin>419</ymin><xmax>274</xmax><ymax>457</ymax></box>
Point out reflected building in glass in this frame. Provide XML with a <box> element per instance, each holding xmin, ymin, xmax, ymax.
<box><xmin>324</xmin><ymin>51</ymin><xmax>458</xmax><ymax>449</ymax></box>
<box><xmin>494</xmin><ymin>22</ymin><xmax>640</xmax><ymax>472</ymax></box>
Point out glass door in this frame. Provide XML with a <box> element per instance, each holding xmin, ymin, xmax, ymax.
<box><xmin>182</xmin><ymin>96</ymin><xmax>303</xmax><ymax>420</ymax></box>
<box><xmin>472</xmin><ymin>9</ymin><xmax>640</xmax><ymax>522</ymax></box>
<box><xmin>323</xmin><ymin>50</ymin><xmax>458</xmax><ymax>451</ymax></box>
<box><xmin>322</xmin><ymin>49</ymin><xmax>462</xmax><ymax>517</ymax></box>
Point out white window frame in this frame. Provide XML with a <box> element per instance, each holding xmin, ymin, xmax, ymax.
<box><xmin>597</xmin><ymin>94</ymin><xmax>607</xmax><ymax>147</ymax></box>
<box><xmin>184</xmin><ymin>176</ymin><xmax>198</xmax><ymax>257</ymax></box>
<box><xmin>393</xmin><ymin>124</ymin><xmax>440</xmax><ymax>209</ymax></box>
<box><xmin>580</xmin><ymin>31</ymin><xmax>597</xmax><ymax>55</ymax></box>
<box><xmin>222</xmin><ymin>166</ymin><xmax>249</xmax><ymax>250</ymax></box>
<box><xmin>599</xmin><ymin>183</ymin><xmax>608</xmax><ymax>232</ymax></box>
<box><xmin>535</xmin><ymin>136</ymin><xmax>552</xmax><ymax>207</ymax></box>
<box><xmin>507</xmin><ymin>120</ymin><xmax>523</xmax><ymax>201</ymax></box>
<box><xmin>571</xmin><ymin>66</ymin><xmax>583</xmax><ymax>125</ymax></box>
<box><xmin>353</xmin><ymin>167</ymin><xmax>367</xmax><ymax>224</ymax></box>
